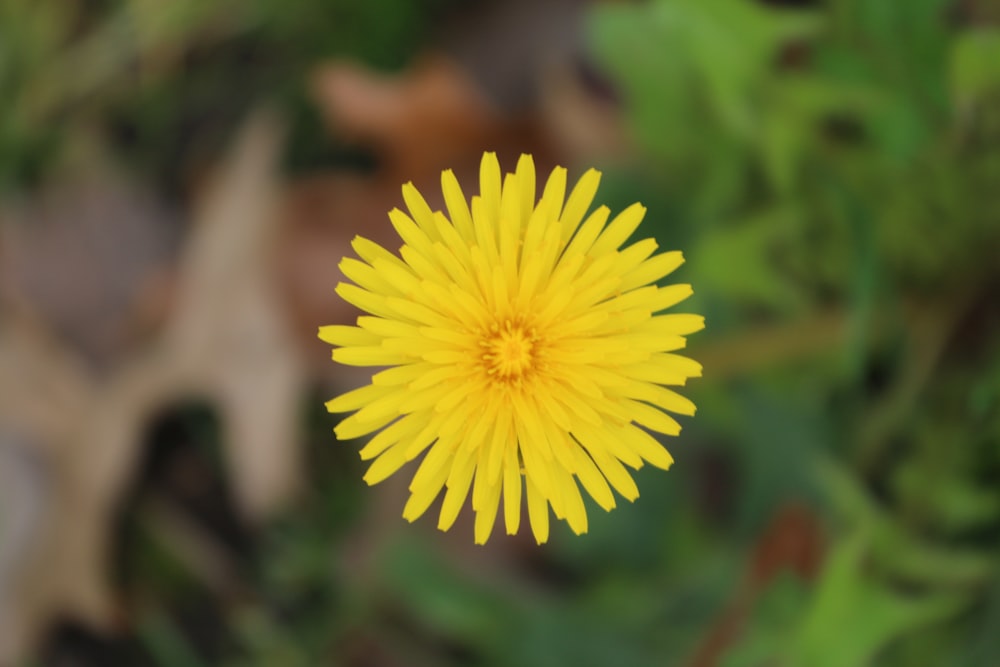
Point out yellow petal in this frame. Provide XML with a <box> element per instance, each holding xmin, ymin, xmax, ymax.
<box><xmin>515</xmin><ymin>153</ymin><xmax>536</xmax><ymax>222</ymax></box>
<box><xmin>409</xmin><ymin>364</ymin><xmax>472</xmax><ymax>391</ymax></box>
<box><xmin>340</xmin><ymin>257</ymin><xmax>399</xmax><ymax>295</ymax></box>
<box><xmin>325</xmin><ymin>383</ymin><xmax>392</xmax><ymax>413</ymax></box>
<box><xmin>618</xmin><ymin>251</ymin><xmax>684</xmax><ymax>292</ymax></box>
<box><xmin>400</xmin><ymin>244</ymin><xmax>450</xmax><ymax>285</ymax></box>
<box><xmin>479</xmin><ymin>151</ymin><xmax>502</xmax><ymax>227</ymax></box>
<box><xmin>553</xmin><ymin>467</ymin><xmax>588</xmax><ymax>535</ymax></box>
<box><xmin>582</xmin><ymin>443</ymin><xmax>639</xmax><ymax>502</ymax></box>
<box><xmin>359</xmin><ymin>415</ymin><xmax>421</xmax><ymax>460</ymax></box>
<box><xmin>335</xmin><ymin>410</ymin><xmax>398</xmax><ymax>440</ymax></box>
<box><xmin>385</xmin><ymin>295</ymin><xmax>449</xmax><ymax>327</ymax></box>
<box><xmin>638</xmin><ymin>313</ymin><xmax>706</xmax><ymax>337</ymax></box>
<box><xmin>618</xmin><ymin>423</ymin><xmax>675</xmax><ymax>470</ymax></box>
<box><xmin>317</xmin><ymin>325</ymin><xmax>378</xmax><ymax>347</ymax></box>
<box><xmin>537</xmin><ymin>165</ymin><xmax>567</xmax><ymax>221</ymax></box>
<box><xmin>389</xmin><ymin>207</ymin><xmax>434</xmax><ymax>258</ymax></box>
<box><xmin>403</xmin><ymin>459</ymin><xmax>449</xmax><ymax>522</ymax></box>
<box><xmin>620</xmin><ymin>382</ymin><xmax>697</xmax><ymax>416</ymax></box>
<box><xmin>613</xmin><ymin>238</ymin><xmax>659</xmax><ymax>276</ymax></box>
<box><xmin>372</xmin><ymin>363</ymin><xmax>430</xmax><ymax>387</ymax></box>
<box><xmin>364</xmin><ymin>443</ymin><xmax>410</xmax><ymax>485</ymax></box>
<box><xmin>441</xmin><ymin>168</ymin><xmax>475</xmax><ymax>240</ymax></box>
<box><xmin>649</xmin><ymin>353</ymin><xmax>704</xmax><ymax>379</ymax></box>
<box><xmin>563</xmin><ymin>205</ymin><xmax>610</xmax><ymax>258</ymax></box>
<box><xmin>335</xmin><ymin>283</ymin><xmax>398</xmax><ymax>320</ymax></box>
<box><xmin>588</xmin><ymin>202</ymin><xmax>646</xmax><ymax>256</ymax></box>
<box><xmin>626</xmin><ymin>400</ymin><xmax>682</xmax><ymax>437</ymax></box>
<box><xmin>352</xmin><ymin>392</ymin><xmax>404</xmax><ymax>424</ymax></box>
<box><xmin>549</xmin><ymin>387</ymin><xmax>602</xmax><ymax>426</ymax></box>
<box><xmin>351</xmin><ymin>235</ymin><xmax>408</xmax><ymax>270</ymax></box>
<box><xmin>503</xmin><ymin>441</ymin><xmax>523</xmax><ymax>535</ymax></box>
<box><xmin>403</xmin><ymin>411</ymin><xmax>447</xmax><ymax>460</ymax></box>
<box><xmin>570</xmin><ymin>444</ymin><xmax>616</xmax><ymax>511</ymax></box>
<box><xmin>510</xmin><ymin>392</ymin><xmax>554</xmax><ymax>462</ymax></box>
<box><xmin>575</xmin><ymin>421</ymin><xmax>643</xmax><ymax>470</ymax></box>
<box><xmin>332</xmin><ymin>346</ymin><xmax>413</xmax><ymax>367</ymax></box>
<box><xmin>438</xmin><ymin>452</ymin><xmax>477</xmax><ymax>532</ymax></box>
<box><xmin>526</xmin><ymin>475</ymin><xmax>550</xmax><ymax>544</ymax></box>
<box><xmin>473</xmin><ymin>473</ymin><xmax>502</xmax><ymax>545</ymax></box>
<box><xmin>409</xmin><ymin>437</ymin><xmax>455</xmax><ymax>494</ymax></box>
<box><xmin>650</xmin><ymin>284</ymin><xmax>694</xmax><ymax>312</ymax></box>
<box><xmin>427</xmin><ymin>240</ymin><xmax>474</xmax><ymax>288</ymax></box>
<box><xmin>560</xmin><ymin>168</ymin><xmax>601</xmax><ymax>243</ymax></box>
<box><xmin>402</xmin><ymin>182</ymin><xmax>439</xmax><ymax>241</ymax></box>
<box><xmin>357</xmin><ymin>316</ymin><xmax>419</xmax><ymax>338</ymax></box>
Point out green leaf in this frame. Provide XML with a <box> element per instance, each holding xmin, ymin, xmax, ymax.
<box><xmin>759</xmin><ymin>75</ymin><xmax>882</xmax><ymax>192</ymax></box>
<box><xmin>893</xmin><ymin>461</ymin><xmax>1000</xmax><ymax>532</ymax></box>
<box><xmin>951</xmin><ymin>29</ymin><xmax>1000</xmax><ymax>110</ymax></box>
<box><xmin>723</xmin><ymin>533</ymin><xmax>966</xmax><ymax>667</ymax></box>
<box><xmin>379</xmin><ymin>537</ymin><xmax>515</xmax><ymax>650</ymax></box>
<box><xmin>586</xmin><ymin>0</ymin><xmax>821</xmax><ymax>207</ymax></box>
<box><xmin>791</xmin><ymin>535</ymin><xmax>965</xmax><ymax>667</ymax></box>
<box><xmin>721</xmin><ymin>575</ymin><xmax>810</xmax><ymax>667</ymax></box>
<box><xmin>691</xmin><ymin>206</ymin><xmax>805</xmax><ymax>313</ymax></box>
<box><xmin>822</xmin><ymin>463</ymin><xmax>996</xmax><ymax>588</ymax></box>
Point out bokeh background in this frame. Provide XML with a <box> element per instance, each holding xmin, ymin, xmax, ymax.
<box><xmin>2</xmin><ymin>0</ymin><xmax>1000</xmax><ymax>665</ymax></box>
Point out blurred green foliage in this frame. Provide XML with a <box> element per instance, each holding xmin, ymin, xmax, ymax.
<box><xmin>0</xmin><ymin>0</ymin><xmax>455</xmax><ymax>190</ymax></box>
<box><xmin>7</xmin><ymin>0</ymin><xmax>1000</xmax><ymax>665</ymax></box>
<box><xmin>586</xmin><ymin>0</ymin><xmax>1000</xmax><ymax>665</ymax></box>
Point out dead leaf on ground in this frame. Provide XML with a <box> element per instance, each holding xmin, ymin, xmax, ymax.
<box><xmin>310</xmin><ymin>55</ymin><xmax>505</xmax><ymax>183</ymax></box>
<box><xmin>0</xmin><ymin>172</ymin><xmax>179</xmax><ymax>367</ymax></box>
<box><xmin>0</xmin><ymin>111</ymin><xmax>306</xmax><ymax>663</ymax></box>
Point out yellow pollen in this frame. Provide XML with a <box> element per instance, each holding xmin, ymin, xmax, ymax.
<box><xmin>482</xmin><ymin>319</ymin><xmax>537</xmax><ymax>381</ymax></box>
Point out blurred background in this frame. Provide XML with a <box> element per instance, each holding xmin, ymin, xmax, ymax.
<box><xmin>1</xmin><ymin>0</ymin><xmax>1000</xmax><ymax>665</ymax></box>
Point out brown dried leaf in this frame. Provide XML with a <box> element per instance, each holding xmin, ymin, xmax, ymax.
<box><xmin>0</xmin><ymin>174</ymin><xmax>179</xmax><ymax>366</ymax></box>
<box><xmin>0</xmin><ymin>111</ymin><xmax>306</xmax><ymax>662</ymax></box>
<box><xmin>310</xmin><ymin>56</ymin><xmax>502</xmax><ymax>180</ymax></box>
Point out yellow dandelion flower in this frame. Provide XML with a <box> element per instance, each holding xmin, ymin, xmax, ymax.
<box><xmin>320</xmin><ymin>152</ymin><xmax>704</xmax><ymax>545</ymax></box>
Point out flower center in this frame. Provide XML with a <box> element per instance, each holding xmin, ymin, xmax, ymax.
<box><xmin>481</xmin><ymin>318</ymin><xmax>537</xmax><ymax>382</ymax></box>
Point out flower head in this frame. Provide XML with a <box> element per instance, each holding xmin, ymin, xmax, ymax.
<box><xmin>320</xmin><ymin>152</ymin><xmax>704</xmax><ymax>544</ymax></box>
